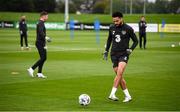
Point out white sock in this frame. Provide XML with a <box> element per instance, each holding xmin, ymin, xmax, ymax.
<box><xmin>37</xmin><ymin>73</ymin><xmax>43</xmax><ymax>75</ymax></box>
<box><xmin>110</xmin><ymin>87</ymin><xmax>117</xmax><ymax>97</ymax></box>
<box><xmin>123</xmin><ymin>89</ymin><xmax>131</xmax><ymax>98</ymax></box>
<box><xmin>29</xmin><ymin>67</ymin><xmax>34</xmax><ymax>72</ymax></box>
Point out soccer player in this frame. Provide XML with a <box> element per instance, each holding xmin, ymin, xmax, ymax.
<box><xmin>19</xmin><ymin>15</ymin><xmax>29</xmax><ymax>50</ymax></box>
<box><xmin>139</xmin><ymin>16</ymin><xmax>147</xmax><ymax>49</ymax></box>
<box><xmin>103</xmin><ymin>12</ymin><xmax>138</xmax><ymax>102</ymax></box>
<box><xmin>27</xmin><ymin>11</ymin><xmax>49</xmax><ymax>78</ymax></box>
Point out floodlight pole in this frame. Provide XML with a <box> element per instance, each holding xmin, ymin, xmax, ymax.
<box><xmin>110</xmin><ymin>0</ymin><xmax>113</xmax><ymax>15</ymax></box>
<box><xmin>65</xmin><ymin>0</ymin><xmax>69</xmax><ymax>23</ymax></box>
<box><xmin>143</xmin><ymin>0</ymin><xmax>146</xmax><ymax>15</ymax></box>
<box><xmin>125</xmin><ymin>0</ymin><xmax>127</xmax><ymax>14</ymax></box>
<box><xmin>130</xmin><ymin>0</ymin><xmax>132</xmax><ymax>15</ymax></box>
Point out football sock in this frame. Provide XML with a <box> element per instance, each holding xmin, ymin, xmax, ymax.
<box><xmin>123</xmin><ymin>88</ymin><xmax>131</xmax><ymax>98</ymax></box>
<box><xmin>110</xmin><ymin>87</ymin><xmax>117</xmax><ymax>96</ymax></box>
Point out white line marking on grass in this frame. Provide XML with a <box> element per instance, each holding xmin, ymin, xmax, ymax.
<box><xmin>0</xmin><ymin>47</ymin><xmax>102</xmax><ymax>53</ymax></box>
<box><xmin>50</xmin><ymin>47</ymin><xmax>98</xmax><ymax>51</ymax></box>
<box><xmin>11</xmin><ymin>72</ymin><xmax>19</xmax><ymax>75</ymax></box>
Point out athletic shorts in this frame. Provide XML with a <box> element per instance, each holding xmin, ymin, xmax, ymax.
<box><xmin>110</xmin><ymin>51</ymin><xmax>129</xmax><ymax>68</ymax></box>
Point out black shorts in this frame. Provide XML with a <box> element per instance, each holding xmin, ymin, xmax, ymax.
<box><xmin>110</xmin><ymin>52</ymin><xmax>129</xmax><ymax>68</ymax></box>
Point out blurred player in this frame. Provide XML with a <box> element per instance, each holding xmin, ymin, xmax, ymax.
<box><xmin>103</xmin><ymin>12</ymin><xmax>138</xmax><ymax>102</ymax></box>
<box><xmin>139</xmin><ymin>16</ymin><xmax>147</xmax><ymax>49</ymax></box>
<box><xmin>19</xmin><ymin>15</ymin><xmax>29</xmax><ymax>50</ymax></box>
<box><xmin>27</xmin><ymin>11</ymin><xmax>49</xmax><ymax>78</ymax></box>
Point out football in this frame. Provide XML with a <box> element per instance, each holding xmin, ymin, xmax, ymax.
<box><xmin>78</xmin><ymin>94</ymin><xmax>91</xmax><ymax>106</ymax></box>
<box><xmin>171</xmin><ymin>44</ymin><xmax>175</xmax><ymax>47</ymax></box>
<box><xmin>45</xmin><ymin>36</ymin><xmax>52</xmax><ymax>42</ymax></box>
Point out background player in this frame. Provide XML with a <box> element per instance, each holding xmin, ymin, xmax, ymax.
<box><xmin>27</xmin><ymin>11</ymin><xmax>49</xmax><ymax>78</ymax></box>
<box><xmin>139</xmin><ymin>16</ymin><xmax>147</xmax><ymax>49</ymax></box>
<box><xmin>103</xmin><ymin>12</ymin><xmax>138</xmax><ymax>102</ymax></box>
<box><xmin>19</xmin><ymin>15</ymin><xmax>29</xmax><ymax>50</ymax></box>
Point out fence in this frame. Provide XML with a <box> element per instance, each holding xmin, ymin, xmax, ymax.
<box><xmin>0</xmin><ymin>21</ymin><xmax>180</xmax><ymax>32</ymax></box>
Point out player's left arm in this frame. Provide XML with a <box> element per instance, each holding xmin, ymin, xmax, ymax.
<box><xmin>128</xmin><ymin>28</ymin><xmax>138</xmax><ymax>53</ymax></box>
<box><xmin>145</xmin><ymin>22</ymin><xmax>147</xmax><ymax>28</ymax></box>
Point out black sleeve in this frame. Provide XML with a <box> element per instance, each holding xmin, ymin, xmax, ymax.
<box><xmin>138</xmin><ymin>22</ymin><xmax>140</xmax><ymax>28</ymax></box>
<box><xmin>105</xmin><ymin>30</ymin><xmax>112</xmax><ymax>52</ymax></box>
<box><xmin>138</xmin><ymin>22</ymin><xmax>141</xmax><ymax>31</ymax></box>
<box><xmin>39</xmin><ymin>22</ymin><xmax>46</xmax><ymax>38</ymax></box>
<box><xmin>145</xmin><ymin>22</ymin><xmax>147</xmax><ymax>28</ymax></box>
<box><xmin>19</xmin><ymin>22</ymin><xmax>22</xmax><ymax>31</ymax></box>
<box><xmin>129</xmin><ymin>28</ymin><xmax>138</xmax><ymax>50</ymax></box>
<box><xmin>142</xmin><ymin>22</ymin><xmax>147</xmax><ymax>28</ymax></box>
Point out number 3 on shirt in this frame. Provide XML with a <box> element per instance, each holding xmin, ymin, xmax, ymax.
<box><xmin>115</xmin><ymin>35</ymin><xmax>121</xmax><ymax>43</ymax></box>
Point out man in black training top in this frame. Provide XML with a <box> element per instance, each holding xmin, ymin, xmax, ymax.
<box><xmin>27</xmin><ymin>11</ymin><xmax>49</xmax><ymax>78</ymax></box>
<box><xmin>19</xmin><ymin>16</ymin><xmax>29</xmax><ymax>50</ymax></box>
<box><xmin>139</xmin><ymin>16</ymin><xmax>147</xmax><ymax>49</ymax></box>
<box><xmin>103</xmin><ymin>12</ymin><xmax>138</xmax><ymax>102</ymax></box>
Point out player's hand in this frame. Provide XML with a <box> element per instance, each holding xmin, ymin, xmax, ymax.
<box><xmin>103</xmin><ymin>51</ymin><xmax>108</xmax><ymax>61</ymax></box>
<box><xmin>126</xmin><ymin>49</ymin><xmax>132</xmax><ymax>55</ymax></box>
<box><xmin>45</xmin><ymin>36</ymin><xmax>52</xmax><ymax>42</ymax></box>
<box><xmin>20</xmin><ymin>30</ymin><xmax>23</xmax><ymax>34</ymax></box>
<box><xmin>44</xmin><ymin>46</ymin><xmax>47</xmax><ymax>49</ymax></box>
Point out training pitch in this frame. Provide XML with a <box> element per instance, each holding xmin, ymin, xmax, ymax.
<box><xmin>0</xmin><ymin>29</ymin><xmax>180</xmax><ymax>111</ymax></box>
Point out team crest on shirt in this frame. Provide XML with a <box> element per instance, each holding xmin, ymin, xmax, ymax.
<box><xmin>112</xmin><ymin>31</ymin><xmax>115</xmax><ymax>35</ymax></box>
<box><xmin>121</xmin><ymin>30</ymin><xmax>126</xmax><ymax>35</ymax></box>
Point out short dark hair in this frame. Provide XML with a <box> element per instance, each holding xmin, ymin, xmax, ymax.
<box><xmin>112</xmin><ymin>12</ymin><xmax>123</xmax><ymax>18</ymax></box>
<box><xmin>40</xmin><ymin>11</ymin><xmax>48</xmax><ymax>17</ymax></box>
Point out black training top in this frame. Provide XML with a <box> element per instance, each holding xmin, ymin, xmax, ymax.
<box><xmin>19</xmin><ymin>20</ymin><xmax>27</xmax><ymax>32</ymax></box>
<box><xmin>105</xmin><ymin>23</ymin><xmax>138</xmax><ymax>53</ymax></box>
<box><xmin>36</xmin><ymin>20</ymin><xmax>46</xmax><ymax>44</ymax></box>
<box><xmin>139</xmin><ymin>20</ymin><xmax>147</xmax><ymax>34</ymax></box>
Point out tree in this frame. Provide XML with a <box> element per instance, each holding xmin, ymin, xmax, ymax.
<box><xmin>73</xmin><ymin>0</ymin><xmax>84</xmax><ymax>11</ymax></box>
<box><xmin>93</xmin><ymin>1</ymin><xmax>106</xmax><ymax>13</ymax></box>
<box><xmin>133</xmin><ymin>0</ymin><xmax>144</xmax><ymax>14</ymax></box>
<box><xmin>146</xmin><ymin>2</ymin><xmax>155</xmax><ymax>14</ymax></box>
<box><xmin>56</xmin><ymin>0</ymin><xmax>77</xmax><ymax>13</ymax></box>
<box><xmin>154</xmin><ymin>0</ymin><xmax>169</xmax><ymax>13</ymax></box>
<box><xmin>112</xmin><ymin>0</ymin><xmax>126</xmax><ymax>13</ymax></box>
<box><xmin>0</xmin><ymin>0</ymin><xmax>34</xmax><ymax>12</ymax></box>
<box><xmin>168</xmin><ymin>0</ymin><xmax>180</xmax><ymax>13</ymax></box>
<box><xmin>19</xmin><ymin>0</ymin><xmax>34</xmax><ymax>12</ymax></box>
<box><xmin>33</xmin><ymin>0</ymin><xmax>56</xmax><ymax>12</ymax></box>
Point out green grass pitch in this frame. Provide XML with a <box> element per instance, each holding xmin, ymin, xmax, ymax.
<box><xmin>0</xmin><ymin>29</ymin><xmax>180</xmax><ymax>111</ymax></box>
<box><xmin>0</xmin><ymin>12</ymin><xmax>180</xmax><ymax>23</ymax></box>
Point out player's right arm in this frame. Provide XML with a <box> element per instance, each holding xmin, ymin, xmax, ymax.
<box><xmin>19</xmin><ymin>21</ymin><xmax>23</xmax><ymax>34</ymax></box>
<box><xmin>138</xmin><ymin>21</ymin><xmax>141</xmax><ymax>26</ymax></box>
<box><xmin>103</xmin><ymin>28</ymin><xmax>112</xmax><ymax>60</ymax></box>
<box><xmin>105</xmin><ymin>29</ymin><xmax>112</xmax><ymax>52</ymax></box>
